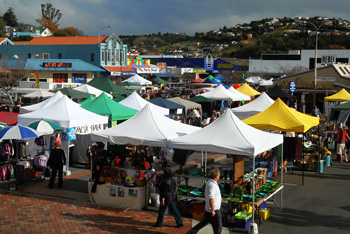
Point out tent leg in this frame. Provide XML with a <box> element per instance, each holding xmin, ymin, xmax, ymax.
<box><xmin>302</xmin><ymin>133</ymin><xmax>305</xmax><ymax>186</ymax></box>
<box><xmin>281</xmin><ymin>143</ymin><xmax>283</xmax><ymax>209</ymax></box>
<box><xmin>205</xmin><ymin>152</ymin><xmax>208</xmax><ymax>173</ymax></box>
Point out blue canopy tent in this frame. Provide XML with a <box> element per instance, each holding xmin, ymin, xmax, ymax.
<box><xmin>149</xmin><ymin>97</ymin><xmax>186</xmax><ymax>118</ymax></box>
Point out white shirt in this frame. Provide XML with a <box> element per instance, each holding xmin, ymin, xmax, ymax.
<box><xmin>205</xmin><ymin>179</ymin><xmax>222</xmax><ymax>212</ymax></box>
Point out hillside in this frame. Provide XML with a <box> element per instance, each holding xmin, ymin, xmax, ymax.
<box><xmin>121</xmin><ymin>16</ymin><xmax>350</xmax><ymax>59</ymax></box>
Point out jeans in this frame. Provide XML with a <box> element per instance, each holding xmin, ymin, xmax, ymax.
<box><xmin>155</xmin><ymin>201</ymin><xmax>183</xmax><ymax>227</ymax></box>
<box><xmin>187</xmin><ymin>210</ymin><xmax>222</xmax><ymax>234</ymax></box>
<box><xmin>48</xmin><ymin>166</ymin><xmax>63</xmax><ymax>188</ymax></box>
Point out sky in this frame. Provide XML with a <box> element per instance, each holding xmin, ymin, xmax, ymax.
<box><xmin>1</xmin><ymin>0</ymin><xmax>349</xmax><ymax>36</ymax></box>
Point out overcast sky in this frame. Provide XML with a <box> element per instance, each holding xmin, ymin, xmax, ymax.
<box><xmin>1</xmin><ymin>0</ymin><xmax>349</xmax><ymax>36</ymax></box>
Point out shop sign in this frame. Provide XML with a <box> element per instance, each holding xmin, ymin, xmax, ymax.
<box><xmin>137</xmin><ymin>68</ymin><xmax>160</xmax><ymax>73</ymax></box>
<box><xmin>157</xmin><ymin>62</ymin><xmax>167</xmax><ymax>68</ymax></box>
<box><xmin>193</xmin><ymin>68</ymin><xmax>206</xmax><ymax>73</ymax></box>
<box><xmin>289</xmin><ymin>81</ymin><xmax>296</xmax><ymax>93</ymax></box>
<box><xmin>111</xmin><ymin>71</ymin><xmax>121</xmax><ymax>76</ymax></box>
<box><xmin>217</xmin><ymin>63</ymin><xmax>233</xmax><ymax>69</ymax></box>
<box><xmin>181</xmin><ymin>68</ymin><xmax>193</xmax><ymax>74</ymax></box>
<box><xmin>75</xmin><ymin>124</ymin><xmax>105</xmax><ymax>134</ymax></box>
<box><xmin>122</xmin><ymin>71</ymin><xmax>137</xmax><ymax>76</ymax></box>
<box><xmin>72</xmin><ymin>73</ymin><xmax>87</xmax><ymax>83</ymax></box>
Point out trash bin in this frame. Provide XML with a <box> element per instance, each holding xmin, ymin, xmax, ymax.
<box><xmin>315</xmin><ymin>160</ymin><xmax>324</xmax><ymax>173</ymax></box>
<box><xmin>325</xmin><ymin>156</ymin><xmax>331</xmax><ymax>166</ymax></box>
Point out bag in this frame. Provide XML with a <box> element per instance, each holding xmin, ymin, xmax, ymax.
<box><xmin>44</xmin><ymin>168</ymin><xmax>51</xmax><ymax>177</ymax></box>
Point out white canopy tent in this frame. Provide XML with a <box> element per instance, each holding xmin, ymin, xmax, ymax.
<box><xmin>124</xmin><ymin>74</ymin><xmax>152</xmax><ymax>86</ymax></box>
<box><xmin>23</xmin><ymin>89</ymin><xmax>54</xmax><ymax>98</ymax></box>
<box><xmin>91</xmin><ymin>104</ymin><xmax>199</xmax><ymax>147</ymax></box>
<box><xmin>200</xmin><ymin>84</ymin><xmax>251</xmax><ymax>101</ymax></box>
<box><xmin>119</xmin><ymin>91</ymin><xmax>169</xmax><ymax>115</ymax></box>
<box><xmin>231</xmin><ymin>92</ymin><xmax>275</xmax><ymax>120</ymax></box>
<box><xmin>168</xmin><ymin>109</ymin><xmax>284</xmax><ymax>230</ymax></box>
<box><xmin>17</xmin><ymin>95</ymin><xmax>108</xmax><ymax>128</ymax></box>
<box><xmin>246</xmin><ymin>76</ymin><xmax>274</xmax><ymax>87</ymax></box>
<box><xmin>19</xmin><ymin>91</ymin><xmax>64</xmax><ymax>113</ymax></box>
<box><xmin>73</xmin><ymin>84</ymin><xmax>113</xmax><ymax>99</ymax></box>
<box><xmin>227</xmin><ymin>86</ymin><xmax>252</xmax><ymax>101</ymax></box>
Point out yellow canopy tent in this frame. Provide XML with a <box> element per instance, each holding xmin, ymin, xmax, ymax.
<box><xmin>324</xmin><ymin>88</ymin><xmax>350</xmax><ymax>102</ymax></box>
<box><xmin>236</xmin><ymin>83</ymin><xmax>261</xmax><ymax>96</ymax></box>
<box><xmin>243</xmin><ymin>98</ymin><xmax>319</xmax><ymax>133</ymax></box>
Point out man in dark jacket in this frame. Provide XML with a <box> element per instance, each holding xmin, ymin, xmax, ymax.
<box><xmin>153</xmin><ymin>167</ymin><xmax>184</xmax><ymax>228</ymax></box>
<box><xmin>47</xmin><ymin>141</ymin><xmax>66</xmax><ymax>189</ymax></box>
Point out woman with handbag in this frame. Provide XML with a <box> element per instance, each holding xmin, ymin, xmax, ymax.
<box><xmin>47</xmin><ymin>141</ymin><xmax>66</xmax><ymax>189</ymax></box>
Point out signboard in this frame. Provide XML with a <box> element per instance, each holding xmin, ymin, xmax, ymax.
<box><xmin>181</xmin><ymin>68</ymin><xmax>193</xmax><ymax>74</ymax></box>
<box><xmin>43</xmin><ymin>62</ymin><xmax>72</xmax><ymax>68</ymax></box>
<box><xmin>62</xmin><ymin>128</ymin><xmax>76</xmax><ymax>141</ymax></box>
<box><xmin>193</xmin><ymin>68</ymin><xmax>206</xmax><ymax>73</ymax></box>
<box><xmin>72</xmin><ymin>73</ymin><xmax>87</xmax><ymax>83</ymax></box>
<box><xmin>137</xmin><ymin>68</ymin><xmax>160</xmax><ymax>73</ymax></box>
<box><xmin>53</xmin><ymin>73</ymin><xmax>68</xmax><ymax>83</ymax></box>
<box><xmin>289</xmin><ymin>81</ymin><xmax>296</xmax><ymax>93</ymax></box>
<box><xmin>75</xmin><ymin>124</ymin><xmax>105</xmax><ymax>135</ymax></box>
<box><xmin>316</xmin><ymin>77</ymin><xmax>336</xmax><ymax>82</ymax></box>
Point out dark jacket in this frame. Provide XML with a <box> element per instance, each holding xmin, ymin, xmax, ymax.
<box><xmin>159</xmin><ymin>177</ymin><xmax>177</xmax><ymax>204</ymax></box>
<box><xmin>47</xmin><ymin>148</ymin><xmax>66</xmax><ymax>168</ymax></box>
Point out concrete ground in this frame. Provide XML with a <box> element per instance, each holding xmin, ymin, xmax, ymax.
<box><xmin>0</xmin><ymin>153</ymin><xmax>349</xmax><ymax>234</ymax></box>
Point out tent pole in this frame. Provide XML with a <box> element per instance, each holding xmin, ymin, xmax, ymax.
<box><xmin>302</xmin><ymin>133</ymin><xmax>305</xmax><ymax>186</ymax></box>
<box><xmin>205</xmin><ymin>152</ymin><xmax>208</xmax><ymax>173</ymax></box>
<box><xmin>281</xmin><ymin>143</ymin><xmax>283</xmax><ymax>209</ymax></box>
<box><xmin>252</xmin><ymin>155</ymin><xmax>256</xmax><ymax>227</ymax></box>
<box><xmin>201</xmin><ymin>151</ymin><xmax>204</xmax><ymax>172</ymax></box>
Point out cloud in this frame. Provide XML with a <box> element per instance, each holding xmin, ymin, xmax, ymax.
<box><xmin>0</xmin><ymin>0</ymin><xmax>349</xmax><ymax>36</ymax></box>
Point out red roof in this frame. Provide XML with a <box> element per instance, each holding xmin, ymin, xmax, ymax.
<box><xmin>0</xmin><ymin>37</ymin><xmax>7</xmax><ymax>42</ymax></box>
<box><xmin>26</xmin><ymin>36</ymin><xmax>109</xmax><ymax>45</ymax></box>
<box><xmin>104</xmin><ymin>66</ymin><xmax>135</xmax><ymax>72</ymax></box>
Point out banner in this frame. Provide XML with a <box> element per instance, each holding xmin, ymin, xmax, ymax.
<box><xmin>181</xmin><ymin>68</ymin><xmax>193</xmax><ymax>74</ymax></box>
<box><xmin>62</xmin><ymin>128</ymin><xmax>76</xmax><ymax>141</ymax></box>
<box><xmin>75</xmin><ymin>124</ymin><xmax>105</xmax><ymax>135</ymax></box>
<box><xmin>193</xmin><ymin>68</ymin><xmax>206</xmax><ymax>73</ymax></box>
<box><xmin>137</xmin><ymin>68</ymin><xmax>160</xmax><ymax>73</ymax></box>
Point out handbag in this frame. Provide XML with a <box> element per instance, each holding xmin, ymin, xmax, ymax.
<box><xmin>44</xmin><ymin>167</ymin><xmax>51</xmax><ymax>177</ymax></box>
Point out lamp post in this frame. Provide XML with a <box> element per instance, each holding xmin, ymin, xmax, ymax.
<box><xmin>98</xmin><ymin>25</ymin><xmax>112</xmax><ymax>48</ymax></box>
<box><xmin>307</xmin><ymin>21</ymin><xmax>323</xmax><ymax>106</ymax></box>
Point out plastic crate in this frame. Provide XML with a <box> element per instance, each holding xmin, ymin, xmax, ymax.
<box><xmin>259</xmin><ymin>201</ymin><xmax>266</xmax><ymax>208</ymax></box>
<box><xmin>192</xmin><ymin>202</ymin><xmax>205</xmax><ymax>213</ymax></box>
<box><xmin>259</xmin><ymin>208</ymin><xmax>270</xmax><ymax>220</ymax></box>
<box><xmin>235</xmin><ymin>217</ymin><xmax>252</xmax><ymax>229</ymax></box>
<box><xmin>192</xmin><ymin>212</ymin><xmax>205</xmax><ymax>221</ymax></box>
<box><xmin>235</xmin><ymin>211</ymin><xmax>252</xmax><ymax>221</ymax></box>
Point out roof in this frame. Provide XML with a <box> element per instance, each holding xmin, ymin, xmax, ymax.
<box><xmin>103</xmin><ymin>66</ymin><xmax>134</xmax><ymax>72</ymax></box>
<box><xmin>26</xmin><ymin>36</ymin><xmax>109</xmax><ymax>45</ymax></box>
<box><xmin>24</xmin><ymin>59</ymin><xmax>105</xmax><ymax>72</ymax></box>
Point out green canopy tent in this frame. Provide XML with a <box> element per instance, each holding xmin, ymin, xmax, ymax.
<box><xmin>120</xmin><ymin>81</ymin><xmax>140</xmax><ymax>87</ymax></box>
<box><xmin>113</xmin><ymin>96</ymin><xmax>126</xmax><ymax>102</ymax></box>
<box><xmin>189</xmin><ymin>96</ymin><xmax>215</xmax><ymax>103</ymax></box>
<box><xmin>79</xmin><ymin>95</ymin><xmax>95</xmax><ymax>105</ymax></box>
<box><xmin>152</xmin><ymin>77</ymin><xmax>169</xmax><ymax>85</ymax></box>
<box><xmin>88</xmin><ymin>77</ymin><xmax>132</xmax><ymax>96</ymax></box>
<box><xmin>51</xmin><ymin>87</ymin><xmax>92</xmax><ymax>99</ymax></box>
<box><xmin>81</xmin><ymin>93</ymin><xmax>138</xmax><ymax>122</ymax></box>
<box><xmin>330</xmin><ymin>101</ymin><xmax>350</xmax><ymax>121</ymax></box>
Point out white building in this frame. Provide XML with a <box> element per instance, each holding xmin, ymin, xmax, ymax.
<box><xmin>249</xmin><ymin>49</ymin><xmax>350</xmax><ymax>75</ymax></box>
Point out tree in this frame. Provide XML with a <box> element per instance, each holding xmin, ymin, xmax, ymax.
<box><xmin>60</xmin><ymin>27</ymin><xmax>84</xmax><ymax>36</ymax></box>
<box><xmin>40</xmin><ymin>3</ymin><xmax>62</xmax><ymax>23</ymax></box>
<box><xmin>3</xmin><ymin>7</ymin><xmax>18</xmax><ymax>27</ymax></box>
<box><xmin>36</xmin><ymin>3</ymin><xmax>62</xmax><ymax>33</ymax></box>
<box><xmin>0</xmin><ymin>19</ymin><xmax>5</xmax><ymax>37</ymax></box>
<box><xmin>0</xmin><ymin>59</ymin><xmax>32</xmax><ymax>105</ymax></box>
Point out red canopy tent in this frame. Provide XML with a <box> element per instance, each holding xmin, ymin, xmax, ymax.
<box><xmin>233</xmin><ymin>83</ymin><xmax>241</xmax><ymax>89</ymax></box>
<box><xmin>191</xmin><ymin>78</ymin><xmax>205</xmax><ymax>83</ymax></box>
<box><xmin>0</xmin><ymin>112</ymin><xmax>21</xmax><ymax>126</ymax></box>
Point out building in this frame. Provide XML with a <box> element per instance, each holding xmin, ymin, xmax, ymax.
<box><xmin>249</xmin><ymin>49</ymin><xmax>350</xmax><ymax>75</ymax></box>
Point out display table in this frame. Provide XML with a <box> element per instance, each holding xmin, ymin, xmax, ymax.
<box><xmin>88</xmin><ymin>182</ymin><xmax>149</xmax><ymax>210</ymax></box>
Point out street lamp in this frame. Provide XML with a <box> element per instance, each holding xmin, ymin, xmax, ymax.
<box><xmin>98</xmin><ymin>25</ymin><xmax>112</xmax><ymax>48</ymax></box>
<box><xmin>307</xmin><ymin>22</ymin><xmax>323</xmax><ymax>89</ymax></box>
<box><xmin>307</xmin><ymin>21</ymin><xmax>324</xmax><ymax>106</ymax></box>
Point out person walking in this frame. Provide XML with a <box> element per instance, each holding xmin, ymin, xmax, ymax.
<box><xmin>187</xmin><ymin>168</ymin><xmax>222</xmax><ymax>234</ymax></box>
<box><xmin>336</xmin><ymin>124</ymin><xmax>350</xmax><ymax>163</ymax></box>
<box><xmin>153</xmin><ymin>167</ymin><xmax>184</xmax><ymax>228</ymax></box>
<box><xmin>47</xmin><ymin>141</ymin><xmax>66</xmax><ymax>188</ymax></box>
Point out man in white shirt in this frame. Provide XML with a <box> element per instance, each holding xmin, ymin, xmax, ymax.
<box><xmin>187</xmin><ymin>169</ymin><xmax>222</xmax><ymax>234</ymax></box>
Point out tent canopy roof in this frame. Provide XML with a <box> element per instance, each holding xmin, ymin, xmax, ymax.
<box><xmin>324</xmin><ymin>88</ymin><xmax>350</xmax><ymax>102</ymax></box>
<box><xmin>78</xmin><ymin>95</ymin><xmax>95</xmax><ymax>105</ymax></box>
<box><xmin>124</xmin><ymin>74</ymin><xmax>152</xmax><ymax>85</ymax></box>
<box><xmin>266</xmin><ymin>85</ymin><xmax>295</xmax><ymax>101</ymax></box>
<box><xmin>81</xmin><ymin>93</ymin><xmax>138</xmax><ymax>121</ymax></box>
<box><xmin>18</xmin><ymin>95</ymin><xmax>108</xmax><ymax>128</ymax></box>
<box><xmin>200</xmin><ymin>84</ymin><xmax>250</xmax><ymax>101</ymax></box>
<box><xmin>243</xmin><ymin>98</ymin><xmax>319</xmax><ymax>133</ymax></box>
<box><xmin>236</xmin><ymin>83</ymin><xmax>261</xmax><ymax>96</ymax></box>
<box><xmin>168</xmin><ymin>109</ymin><xmax>283</xmax><ymax>156</ymax></box>
<box><xmin>51</xmin><ymin>87</ymin><xmax>92</xmax><ymax>99</ymax></box>
<box><xmin>73</xmin><ymin>84</ymin><xmax>113</xmax><ymax>99</ymax></box>
<box><xmin>148</xmin><ymin>97</ymin><xmax>185</xmax><ymax>110</ymax></box>
<box><xmin>20</xmin><ymin>91</ymin><xmax>64</xmax><ymax>113</ymax></box>
<box><xmin>91</xmin><ymin>104</ymin><xmax>199</xmax><ymax>147</ymax></box>
<box><xmin>88</xmin><ymin>77</ymin><xmax>132</xmax><ymax>95</ymax></box>
<box><xmin>167</xmin><ymin>97</ymin><xmax>202</xmax><ymax>112</ymax></box>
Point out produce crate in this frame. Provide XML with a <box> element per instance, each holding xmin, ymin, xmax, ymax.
<box><xmin>192</xmin><ymin>211</ymin><xmax>205</xmax><ymax>221</ymax></box>
<box><xmin>259</xmin><ymin>208</ymin><xmax>270</xmax><ymax>220</ymax></box>
<box><xmin>235</xmin><ymin>217</ymin><xmax>252</xmax><ymax>229</ymax></box>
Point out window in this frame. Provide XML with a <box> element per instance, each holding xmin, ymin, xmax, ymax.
<box><xmin>107</xmin><ymin>50</ymin><xmax>110</xmax><ymax>62</ymax></box>
<box><xmin>91</xmin><ymin>53</ymin><xmax>94</xmax><ymax>62</ymax></box>
<box><xmin>28</xmin><ymin>53</ymin><xmax>31</xmax><ymax>58</ymax></box>
<box><xmin>58</xmin><ymin>53</ymin><xmax>62</xmax><ymax>59</ymax></box>
<box><xmin>53</xmin><ymin>73</ymin><xmax>68</xmax><ymax>83</ymax></box>
<box><xmin>102</xmin><ymin>51</ymin><xmax>105</xmax><ymax>62</ymax></box>
<box><xmin>43</xmin><ymin>53</ymin><xmax>50</xmax><ymax>59</ymax></box>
